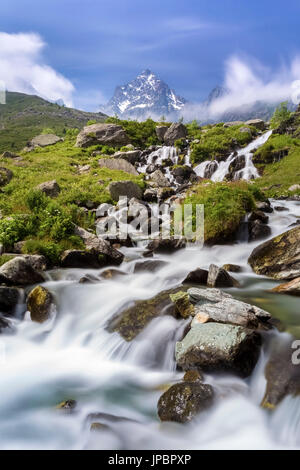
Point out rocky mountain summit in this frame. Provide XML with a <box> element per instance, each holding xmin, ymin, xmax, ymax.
<box><xmin>105</xmin><ymin>69</ymin><xmax>186</xmax><ymax>119</ymax></box>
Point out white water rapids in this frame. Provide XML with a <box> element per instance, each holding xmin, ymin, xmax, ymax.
<box><xmin>195</xmin><ymin>131</ymin><xmax>273</xmax><ymax>181</ymax></box>
<box><xmin>0</xmin><ymin>199</ymin><xmax>299</xmax><ymax>450</ymax></box>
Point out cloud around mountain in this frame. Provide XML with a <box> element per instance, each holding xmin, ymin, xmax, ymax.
<box><xmin>0</xmin><ymin>32</ymin><xmax>74</xmax><ymax>107</ymax></box>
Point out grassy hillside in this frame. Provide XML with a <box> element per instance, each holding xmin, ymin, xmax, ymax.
<box><xmin>0</xmin><ymin>92</ymin><xmax>107</xmax><ymax>153</ymax></box>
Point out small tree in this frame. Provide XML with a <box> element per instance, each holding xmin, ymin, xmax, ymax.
<box><xmin>270</xmin><ymin>102</ymin><xmax>291</xmax><ymax>129</ymax></box>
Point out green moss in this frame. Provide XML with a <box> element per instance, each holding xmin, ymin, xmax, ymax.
<box><xmin>184</xmin><ymin>181</ymin><xmax>256</xmax><ymax>243</ymax></box>
<box><xmin>190</xmin><ymin>124</ymin><xmax>255</xmax><ymax>164</ymax></box>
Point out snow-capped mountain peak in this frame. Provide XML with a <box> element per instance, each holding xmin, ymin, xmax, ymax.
<box><xmin>105</xmin><ymin>69</ymin><xmax>186</xmax><ymax>119</ymax></box>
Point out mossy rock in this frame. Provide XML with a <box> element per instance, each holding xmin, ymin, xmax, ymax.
<box><xmin>107</xmin><ymin>287</ymin><xmax>186</xmax><ymax>341</ymax></box>
<box><xmin>169</xmin><ymin>291</ymin><xmax>195</xmax><ymax>319</ymax></box>
<box><xmin>27</xmin><ymin>285</ymin><xmax>55</xmax><ymax>323</ymax></box>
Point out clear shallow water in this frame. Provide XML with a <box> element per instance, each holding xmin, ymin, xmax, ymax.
<box><xmin>0</xmin><ymin>199</ymin><xmax>299</xmax><ymax>450</ymax></box>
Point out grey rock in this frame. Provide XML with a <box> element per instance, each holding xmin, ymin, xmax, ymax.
<box><xmin>164</xmin><ymin>123</ymin><xmax>187</xmax><ymax>145</ymax></box>
<box><xmin>108</xmin><ymin>180</ymin><xmax>143</xmax><ymax>201</ymax></box>
<box><xmin>256</xmin><ymin>201</ymin><xmax>273</xmax><ymax>213</ymax></box>
<box><xmin>188</xmin><ymin>287</ymin><xmax>233</xmax><ymax>305</ymax></box>
<box><xmin>112</xmin><ymin>150</ymin><xmax>141</xmax><ymax>165</ymax></box>
<box><xmin>0</xmin><ymin>286</ymin><xmax>23</xmax><ymax>315</ymax></box>
<box><xmin>98</xmin><ymin>158</ymin><xmax>138</xmax><ymax>175</ymax></box>
<box><xmin>150</xmin><ymin>169</ymin><xmax>170</xmax><ymax>187</ymax></box>
<box><xmin>25</xmin><ymin>134</ymin><xmax>63</xmax><ymax>151</ymax></box>
<box><xmin>249</xmin><ymin>220</ymin><xmax>271</xmax><ymax>241</ymax></box>
<box><xmin>156</xmin><ymin>126</ymin><xmax>168</xmax><ymax>141</ymax></box>
<box><xmin>245</xmin><ymin>119</ymin><xmax>265</xmax><ymax>130</ymax></box>
<box><xmin>37</xmin><ymin>180</ymin><xmax>60</xmax><ymax>198</ymax></box>
<box><xmin>176</xmin><ymin>323</ymin><xmax>261</xmax><ymax>377</ymax></box>
<box><xmin>183</xmin><ymin>268</ymin><xmax>208</xmax><ymax>285</ymax></box>
<box><xmin>76</xmin><ymin>123</ymin><xmax>130</xmax><ymax>148</ymax></box>
<box><xmin>207</xmin><ymin>264</ymin><xmax>238</xmax><ymax>288</ymax></box>
<box><xmin>0</xmin><ymin>257</ymin><xmax>45</xmax><ymax>286</ymax></box>
<box><xmin>74</xmin><ymin>226</ymin><xmax>124</xmax><ymax>265</ymax></box>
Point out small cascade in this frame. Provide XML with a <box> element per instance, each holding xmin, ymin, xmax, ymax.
<box><xmin>194</xmin><ymin>130</ymin><xmax>272</xmax><ymax>182</ymax></box>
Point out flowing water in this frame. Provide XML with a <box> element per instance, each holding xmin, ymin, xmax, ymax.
<box><xmin>0</xmin><ymin>199</ymin><xmax>299</xmax><ymax>450</ymax></box>
<box><xmin>195</xmin><ymin>131</ymin><xmax>273</xmax><ymax>181</ymax></box>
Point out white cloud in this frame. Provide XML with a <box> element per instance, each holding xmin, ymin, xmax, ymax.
<box><xmin>164</xmin><ymin>17</ymin><xmax>213</xmax><ymax>33</ymax></box>
<box><xmin>0</xmin><ymin>32</ymin><xmax>74</xmax><ymax>107</ymax></box>
<box><xmin>209</xmin><ymin>55</ymin><xmax>300</xmax><ymax>117</ymax></box>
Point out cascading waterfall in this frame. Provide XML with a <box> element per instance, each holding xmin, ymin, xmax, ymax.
<box><xmin>194</xmin><ymin>130</ymin><xmax>272</xmax><ymax>181</ymax></box>
<box><xmin>0</xmin><ymin>199</ymin><xmax>300</xmax><ymax>449</ymax></box>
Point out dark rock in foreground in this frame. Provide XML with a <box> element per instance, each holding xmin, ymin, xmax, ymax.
<box><xmin>158</xmin><ymin>381</ymin><xmax>214</xmax><ymax>423</ymax></box>
<box><xmin>248</xmin><ymin>226</ymin><xmax>300</xmax><ymax>280</ymax></box>
<box><xmin>27</xmin><ymin>285</ymin><xmax>55</xmax><ymax>323</ymax></box>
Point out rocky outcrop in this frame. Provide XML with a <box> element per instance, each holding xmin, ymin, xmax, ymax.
<box><xmin>156</xmin><ymin>126</ymin><xmax>168</xmax><ymax>141</ymax></box>
<box><xmin>0</xmin><ymin>257</ymin><xmax>45</xmax><ymax>286</ymax></box>
<box><xmin>108</xmin><ymin>181</ymin><xmax>143</xmax><ymax>201</ymax></box>
<box><xmin>37</xmin><ymin>180</ymin><xmax>61</xmax><ymax>198</ymax></box>
<box><xmin>0</xmin><ymin>167</ymin><xmax>13</xmax><ymax>187</ymax></box>
<box><xmin>98</xmin><ymin>158</ymin><xmax>138</xmax><ymax>175</ymax></box>
<box><xmin>157</xmin><ymin>381</ymin><xmax>214</xmax><ymax>423</ymax></box>
<box><xmin>245</xmin><ymin>119</ymin><xmax>265</xmax><ymax>130</ymax></box>
<box><xmin>248</xmin><ymin>226</ymin><xmax>300</xmax><ymax>280</ymax></box>
<box><xmin>164</xmin><ymin>123</ymin><xmax>187</xmax><ymax>145</ymax></box>
<box><xmin>112</xmin><ymin>150</ymin><xmax>141</xmax><ymax>165</ymax></box>
<box><xmin>149</xmin><ymin>169</ymin><xmax>170</xmax><ymax>187</ymax></box>
<box><xmin>27</xmin><ymin>285</ymin><xmax>55</xmax><ymax>323</ymax></box>
<box><xmin>24</xmin><ymin>134</ymin><xmax>63</xmax><ymax>151</ymax></box>
<box><xmin>272</xmin><ymin>277</ymin><xmax>300</xmax><ymax>296</ymax></box>
<box><xmin>76</xmin><ymin>123</ymin><xmax>130</xmax><ymax>148</ymax></box>
<box><xmin>176</xmin><ymin>323</ymin><xmax>261</xmax><ymax>377</ymax></box>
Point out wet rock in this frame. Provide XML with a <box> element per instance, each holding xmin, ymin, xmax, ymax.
<box><xmin>171</xmin><ymin>165</ymin><xmax>197</xmax><ymax>184</ymax></box>
<box><xmin>108</xmin><ymin>181</ymin><xmax>143</xmax><ymax>201</ymax></box>
<box><xmin>0</xmin><ymin>257</ymin><xmax>45</xmax><ymax>286</ymax></box>
<box><xmin>0</xmin><ymin>315</ymin><xmax>11</xmax><ymax>333</ymax></box>
<box><xmin>27</xmin><ymin>286</ymin><xmax>55</xmax><ymax>323</ymax></box>
<box><xmin>274</xmin><ymin>205</ymin><xmax>289</xmax><ymax>212</ymax></box>
<box><xmin>22</xmin><ymin>255</ymin><xmax>48</xmax><ymax>271</ymax></box>
<box><xmin>101</xmin><ymin>268</ymin><xmax>126</xmax><ymax>279</ymax></box>
<box><xmin>0</xmin><ymin>286</ymin><xmax>22</xmax><ymax>315</ymax></box>
<box><xmin>107</xmin><ymin>288</ymin><xmax>180</xmax><ymax>341</ymax></box>
<box><xmin>157</xmin><ymin>381</ymin><xmax>214</xmax><ymax>423</ymax></box>
<box><xmin>226</xmin><ymin>155</ymin><xmax>246</xmax><ymax>180</ymax></box>
<box><xmin>248</xmin><ymin>226</ymin><xmax>300</xmax><ymax>280</ymax></box>
<box><xmin>183</xmin><ymin>370</ymin><xmax>203</xmax><ymax>383</ymax></box>
<box><xmin>98</xmin><ymin>158</ymin><xmax>138</xmax><ymax>176</ymax></box>
<box><xmin>156</xmin><ymin>126</ymin><xmax>169</xmax><ymax>141</ymax></box>
<box><xmin>207</xmin><ymin>264</ymin><xmax>239</xmax><ymax>288</ymax></box>
<box><xmin>61</xmin><ymin>250</ymin><xmax>107</xmax><ymax>269</ymax></box>
<box><xmin>176</xmin><ymin>323</ymin><xmax>261</xmax><ymax>377</ymax></box>
<box><xmin>0</xmin><ymin>167</ymin><xmax>13</xmax><ymax>187</ymax></box>
<box><xmin>203</xmin><ymin>161</ymin><xmax>218</xmax><ymax>179</ymax></box>
<box><xmin>157</xmin><ymin>187</ymin><xmax>176</xmax><ymax>200</ymax></box>
<box><xmin>133</xmin><ymin>259</ymin><xmax>167</xmax><ymax>273</ymax></box>
<box><xmin>249</xmin><ymin>210</ymin><xmax>269</xmax><ymax>224</ymax></box>
<box><xmin>150</xmin><ymin>169</ymin><xmax>170</xmax><ymax>187</ymax></box>
<box><xmin>183</xmin><ymin>268</ymin><xmax>208</xmax><ymax>285</ymax></box>
<box><xmin>164</xmin><ymin>123</ymin><xmax>187</xmax><ymax>146</ymax></box>
<box><xmin>271</xmin><ymin>277</ymin><xmax>300</xmax><ymax>296</ymax></box>
<box><xmin>248</xmin><ymin>220</ymin><xmax>271</xmax><ymax>241</ymax></box>
<box><xmin>143</xmin><ymin>188</ymin><xmax>157</xmax><ymax>202</ymax></box>
<box><xmin>146</xmin><ymin>237</ymin><xmax>186</xmax><ymax>254</ymax></box>
<box><xmin>261</xmin><ymin>338</ymin><xmax>300</xmax><ymax>409</ymax></box>
<box><xmin>256</xmin><ymin>200</ymin><xmax>273</xmax><ymax>213</ymax></box>
<box><xmin>79</xmin><ymin>274</ymin><xmax>101</xmax><ymax>284</ymax></box>
<box><xmin>37</xmin><ymin>180</ymin><xmax>61</xmax><ymax>198</ymax></box>
<box><xmin>222</xmin><ymin>264</ymin><xmax>242</xmax><ymax>273</ymax></box>
<box><xmin>76</xmin><ymin>123</ymin><xmax>130</xmax><ymax>148</ymax></box>
<box><xmin>170</xmin><ymin>291</ymin><xmax>195</xmax><ymax>319</ymax></box>
<box><xmin>56</xmin><ymin>399</ymin><xmax>77</xmax><ymax>413</ymax></box>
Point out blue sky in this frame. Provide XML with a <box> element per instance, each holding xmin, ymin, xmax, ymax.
<box><xmin>1</xmin><ymin>0</ymin><xmax>300</xmax><ymax>111</ymax></box>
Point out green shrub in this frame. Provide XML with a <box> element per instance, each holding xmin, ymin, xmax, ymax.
<box><xmin>105</xmin><ymin>117</ymin><xmax>159</xmax><ymax>148</ymax></box>
<box><xmin>0</xmin><ymin>215</ymin><xmax>35</xmax><ymax>248</ymax></box>
<box><xmin>26</xmin><ymin>189</ymin><xmax>49</xmax><ymax>211</ymax></box>
<box><xmin>22</xmin><ymin>237</ymin><xmax>84</xmax><ymax>265</ymax></box>
<box><xmin>87</xmin><ymin>120</ymin><xmax>97</xmax><ymax>126</ymax></box>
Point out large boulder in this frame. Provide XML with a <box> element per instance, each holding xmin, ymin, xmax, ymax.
<box><xmin>37</xmin><ymin>180</ymin><xmax>61</xmax><ymax>198</ymax></box>
<box><xmin>171</xmin><ymin>165</ymin><xmax>197</xmax><ymax>184</ymax></box>
<box><xmin>248</xmin><ymin>226</ymin><xmax>300</xmax><ymax>280</ymax></box>
<box><xmin>223</xmin><ymin>121</ymin><xmax>244</xmax><ymax>128</ymax></box>
<box><xmin>112</xmin><ymin>150</ymin><xmax>141</xmax><ymax>165</ymax></box>
<box><xmin>27</xmin><ymin>285</ymin><xmax>55</xmax><ymax>323</ymax></box>
<box><xmin>146</xmin><ymin>237</ymin><xmax>186</xmax><ymax>254</ymax></box>
<box><xmin>164</xmin><ymin>123</ymin><xmax>187</xmax><ymax>145</ymax></box>
<box><xmin>183</xmin><ymin>268</ymin><xmax>208</xmax><ymax>285</ymax></box>
<box><xmin>61</xmin><ymin>250</ymin><xmax>104</xmax><ymax>269</ymax></box>
<box><xmin>74</xmin><ymin>226</ymin><xmax>124</xmax><ymax>265</ymax></box>
<box><xmin>176</xmin><ymin>323</ymin><xmax>261</xmax><ymax>377</ymax></box>
<box><xmin>76</xmin><ymin>124</ymin><xmax>130</xmax><ymax>148</ymax></box>
<box><xmin>0</xmin><ymin>257</ymin><xmax>45</xmax><ymax>286</ymax></box>
<box><xmin>108</xmin><ymin>181</ymin><xmax>143</xmax><ymax>201</ymax></box>
<box><xmin>156</xmin><ymin>126</ymin><xmax>169</xmax><ymax>141</ymax></box>
<box><xmin>157</xmin><ymin>382</ymin><xmax>214</xmax><ymax>423</ymax></box>
<box><xmin>98</xmin><ymin>158</ymin><xmax>138</xmax><ymax>176</ymax></box>
<box><xmin>0</xmin><ymin>167</ymin><xmax>13</xmax><ymax>187</ymax></box>
<box><xmin>245</xmin><ymin>119</ymin><xmax>265</xmax><ymax>130</ymax></box>
<box><xmin>25</xmin><ymin>134</ymin><xmax>63</xmax><ymax>151</ymax></box>
<box><xmin>149</xmin><ymin>169</ymin><xmax>170</xmax><ymax>187</ymax></box>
